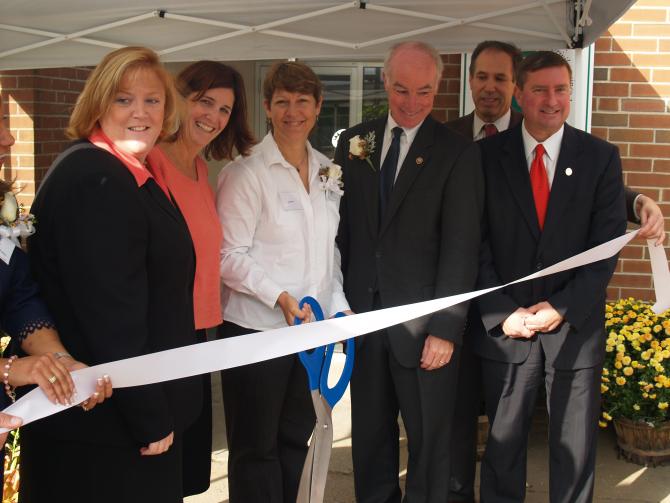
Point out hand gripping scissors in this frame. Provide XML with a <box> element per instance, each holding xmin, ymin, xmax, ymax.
<box><xmin>294</xmin><ymin>296</ymin><xmax>355</xmax><ymax>503</ymax></box>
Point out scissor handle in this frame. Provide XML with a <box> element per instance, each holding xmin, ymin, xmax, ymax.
<box><xmin>320</xmin><ymin>312</ymin><xmax>355</xmax><ymax>409</ymax></box>
<box><xmin>296</xmin><ymin>296</ymin><xmax>326</xmax><ymax>391</ymax></box>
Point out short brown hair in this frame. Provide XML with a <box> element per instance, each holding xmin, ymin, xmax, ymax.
<box><xmin>169</xmin><ymin>61</ymin><xmax>255</xmax><ymax>160</ymax></box>
<box><xmin>263</xmin><ymin>61</ymin><xmax>322</xmax><ymax>104</ymax></box>
<box><xmin>469</xmin><ymin>41</ymin><xmax>522</xmax><ymax>81</ymax></box>
<box><xmin>516</xmin><ymin>51</ymin><xmax>572</xmax><ymax>89</ymax></box>
<box><xmin>66</xmin><ymin>46</ymin><xmax>179</xmax><ymax>140</ymax></box>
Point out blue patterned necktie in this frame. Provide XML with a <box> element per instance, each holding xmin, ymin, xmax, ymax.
<box><xmin>380</xmin><ymin>126</ymin><xmax>403</xmax><ymax>217</ymax></box>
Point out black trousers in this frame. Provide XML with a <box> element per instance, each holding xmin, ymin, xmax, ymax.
<box><xmin>218</xmin><ymin>321</ymin><xmax>315</xmax><ymax>503</ymax></box>
<box><xmin>448</xmin><ymin>314</ymin><xmax>484</xmax><ymax>503</ymax></box>
<box><xmin>447</xmin><ymin>340</ymin><xmax>481</xmax><ymax>502</ymax></box>
<box><xmin>351</xmin><ymin>329</ymin><xmax>460</xmax><ymax>503</ymax></box>
<box><xmin>480</xmin><ymin>340</ymin><xmax>601</xmax><ymax>503</ymax></box>
<box><xmin>182</xmin><ymin>328</ymin><xmax>213</xmax><ymax>497</ymax></box>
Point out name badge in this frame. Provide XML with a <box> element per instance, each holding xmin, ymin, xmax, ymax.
<box><xmin>0</xmin><ymin>237</ymin><xmax>16</xmax><ymax>265</ymax></box>
<box><xmin>279</xmin><ymin>191</ymin><xmax>303</xmax><ymax>211</ymax></box>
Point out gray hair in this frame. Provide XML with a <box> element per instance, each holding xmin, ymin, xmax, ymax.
<box><xmin>383</xmin><ymin>41</ymin><xmax>444</xmax><ymax>86</ymax></box>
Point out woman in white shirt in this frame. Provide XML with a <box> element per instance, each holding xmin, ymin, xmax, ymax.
<box><xmin>216</xmin><ymin>61</ymin><xmax>350</xmax><ymax>503</ymax></box>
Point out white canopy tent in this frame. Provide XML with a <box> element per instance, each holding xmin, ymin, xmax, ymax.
<box><xmin>0</xmin><ymin>0</ymin><xmax>635</xmax><ymax>70</ymax></box>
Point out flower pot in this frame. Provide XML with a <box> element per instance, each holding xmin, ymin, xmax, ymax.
<box><xmin>613</xmin><ymin>417</ymin><xmax>670</xmax><ymax>467</ymax></box>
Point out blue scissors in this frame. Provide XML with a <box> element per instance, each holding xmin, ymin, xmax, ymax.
<box><xmin>294</xmin><ymin>296</ymin><xmax>355</xmax><ymax>503</ymax></box>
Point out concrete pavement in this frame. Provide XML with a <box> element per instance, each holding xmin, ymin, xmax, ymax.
<box><xmin>187</xmin><ymin>356</ymin><xmax>670</xmax><ymax>503</ymax></box>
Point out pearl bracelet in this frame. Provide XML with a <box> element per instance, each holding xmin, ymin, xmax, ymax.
<box><xmin>3</xmin><ymin>355</ymin><xmax>18</xmax><ymax>402</ymax></box>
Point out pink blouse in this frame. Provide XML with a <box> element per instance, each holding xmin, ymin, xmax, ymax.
<box><xmin>147</xmin><ymin>146</ymin><xmax>223</xmax><ymax>329</ymax></box>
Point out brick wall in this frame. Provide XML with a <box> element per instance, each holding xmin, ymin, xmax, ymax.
<box><xmin>432</xmin><ymin>53</ymin><xmax>462</xmax><ymax>123</ymax></box>
<box><xmin>592</xmin><ymin>0</ymin><xmax>670</xmax><ymax>301</ymax></box>
<box><xmin>0</xmin><ymin>67</ymin><xmax>90</xmax><ymax>206</ymax></box>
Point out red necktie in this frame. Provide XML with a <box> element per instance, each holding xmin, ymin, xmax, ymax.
<box><xmin>530</xmin><ymin>144</ymin><xmax>549</xmax><ymax>230</ymax></box>
<box><xmin>483</xmin><ymin>123</ymin><xmax>498</xmax><ymax>137</ymax></box>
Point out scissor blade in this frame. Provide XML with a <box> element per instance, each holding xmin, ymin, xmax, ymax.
<box><xmin>309</xmin><ymin>400</ymin><xmax>334</xmax><ymax>503</ymax></box>
<box><xmin>297</xmin><ymin>390</ymin><xmax>327</xmax><ymax>503</ymax></box>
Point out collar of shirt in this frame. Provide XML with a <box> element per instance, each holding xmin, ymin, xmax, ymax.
<box><xmin>521</xmin><ymin>120</ymin><xmax>564</xmax><ymax>188</ymax></box>
<box><xmin>381</xmin><ymin>113</ymin><xmax>423</xmax><ymax>180</ymax></box>
<box><xmin>89</xmin><ymin>128</ymin><xmax>156</xmax><ymax>188</ymax></box>
<box><xmin>260</xmin><ymin>132</ymin><xmax>320</xmax><ymax>185</ymax></box>
<box><xmin>473</xmin><ymin>108</ymin><xmax>512</xmax><ymax>141</ymax></box>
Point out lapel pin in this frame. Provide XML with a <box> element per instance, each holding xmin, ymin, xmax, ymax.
<box><xmin>565</xmin><ymin>167</ymin><xmax>573</xmax><ymax>176</ymax></box>
<box><xmin>416</xmin><ymin>156</ymin><xmax>424</xmax><ymax>165</ymax></box>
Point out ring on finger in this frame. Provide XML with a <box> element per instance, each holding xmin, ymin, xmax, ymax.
<box><xmin>48</xmin><ymin>375</ymin><xmax>58</xmax><ymax>384</ymax></box>
<box><xmin>80</xmin><ymin>400</ymin><xmax>89</xmax><ymax>411</ymax></box>
<box><xmin>439</xmin><ymin>360</ymin><xmax>446</xmax><ymax>365</ymax></box>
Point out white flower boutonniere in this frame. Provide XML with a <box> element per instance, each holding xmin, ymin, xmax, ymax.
<box><xmin>348</xmin><ymin>131</ymin><xmax>376</xmax><ymax>171</ymax></box>
<box><xmin>0</xmin><ymin>191</ymin><xmax>36</xmax><ymax>246</ymax></box>
<box><xmin>319</xmin><ymin>163</ymin><xmax>344</xmax><ymax>198</ymax></box>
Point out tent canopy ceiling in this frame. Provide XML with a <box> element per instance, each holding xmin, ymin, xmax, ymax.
<box><xmin>0</xmin><ymin>0</ymin><xmax>635</xmax><ymax>70</ymax></box>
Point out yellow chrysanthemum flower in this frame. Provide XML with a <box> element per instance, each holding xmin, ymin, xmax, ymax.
<box><xmin>602</xmin><ymin>411</ymin><xmax>612</xmax><ymax>421</ymax></box>
<box><xmin>623</xmin><ymin>367</ymin><xmax>634</xmax><ymax>376</ymax></box>
<box><xmin>658</xmin><ymin>402</ymin><xmax>668</xmax><ymax>410</ymax></box>
<box><xmin>616</xmin><ymin>376</ymin><xmax>626</xmax><ymax>386</ymax></box>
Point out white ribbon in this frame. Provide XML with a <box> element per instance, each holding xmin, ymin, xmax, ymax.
<box><xmin>2</xmin><ymin>230</ymin><xmax>668</xmax><ymax>431</ymax></box>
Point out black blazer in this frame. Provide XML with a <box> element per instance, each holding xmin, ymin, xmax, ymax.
<box><xmin>446</xmin><ymin>110</ymin><xmax>640</xmax><ymax>222</ymax></box>
<box><xmin>474</xmin><ymin>124</ymin><xmax>627</xmax><ymax>370</ymax></box>
<box><xmin>335</xmin><ymin>115</ymin><xmax>484</xmax><ymax>367</ymax></box>
<box><xmin>27</xmin><ymin>143</ymin><xmax>201</xmax><ymax>446</ymax></box>
<box><xmin>445</xmin><ymin>109</ymin><xmax>523</xmax><ymax>140</ymax></box>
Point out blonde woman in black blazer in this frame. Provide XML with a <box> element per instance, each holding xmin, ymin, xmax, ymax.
<box><xmin>21</xmin><ymin>47</ymin><xmax>202</xmax><ymax>503</ymax></box>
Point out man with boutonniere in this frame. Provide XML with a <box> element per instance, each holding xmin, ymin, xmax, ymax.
<box><xmin>334</xmin><ymin>40</ymin><xmax>484</xmax><ymax>503</ymax></box>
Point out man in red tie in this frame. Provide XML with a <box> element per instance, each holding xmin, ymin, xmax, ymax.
<box><xmin>474</xmin><ymin>51</ymin><xmax>627</xmax><ymax>503</ymax></box>
<box><xmin>446</xmin><ymin>41</ymin><xmax>666</xmax><ymax>503</ymax></box>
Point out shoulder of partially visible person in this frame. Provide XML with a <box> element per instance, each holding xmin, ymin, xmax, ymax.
<box><xmin>444</xmin><ymin>112</ymin><xmax>474</xmax><ymax>140</ymax></box>
<box><xmin>435</xmin><ymin>118</ymin><xmax>474</xmax><ymax>149</ymax></box>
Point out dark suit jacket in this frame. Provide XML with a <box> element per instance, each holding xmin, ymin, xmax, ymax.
<box><xmin>335</xmin><ymin>115</ymin><xmax>484</xmax><ymax>367</ymax></box>
<box><xmin>27</xmin><ymin>142</ymin><xmax>201</xmax><ymax>446</ymax></box>
<box><xmin>445</xmin><ymin>109</ymin><xmax>523</xmax><ymax>140</ymax></box>
<box><xmin>446</xmin><ymin>110</ymin><xmax>640</xmax><ymax>223</ymax></box>
<box><xmin>474</xmin><ymin>123</ymin><xmax>626</xmax><ymax>370</ymax></box>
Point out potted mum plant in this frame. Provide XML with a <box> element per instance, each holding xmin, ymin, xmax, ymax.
<box><xmin>600</xmin><ymin>298</ymin><xmax>670</xmax><ymax>466</ymax></box>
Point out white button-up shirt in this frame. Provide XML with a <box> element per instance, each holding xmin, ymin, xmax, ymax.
<box><xmin>216</xmin><ymin>133</ymin><xmax>350</xmax><ymax>331</ymax></box>
<box><xmin>380</xmin><ymin>113</ymin><xmax>422</xmax><ymax>183</ymax></box>
<box><xmin>521</xmin><ymin>121</ymin><xmax>564</xmax><ymax>189</ymax></box>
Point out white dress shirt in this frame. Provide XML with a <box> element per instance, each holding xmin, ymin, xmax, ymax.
<box><xmin>472</xmin><ymin>108</ymin><xmax>512</xmax><ymax>141</ymax></box>
<box><xmin>380</xmin><ymin>113</ymin><xmax>422</xmax><ymax>182</ymax></box>
<box><xmin>521</xmin><ymin>121</ymin><xmax>565</xmax><ymax>189</ymax></box>
<box><xmin>216</xmin><ymin>133</ymin><xmax>350</xmax><ymax>331</ymax></box>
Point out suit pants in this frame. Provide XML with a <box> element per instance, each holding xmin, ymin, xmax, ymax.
<box><xmin>447</xmin><ymin>325</ymin><xmax>482</xmax><ymax>503</ymax></box>
<box><xmin>218</xmin><ymin>321</ymin><xmax>315</xmax><ymax>503</ymax></box>
<box><xmin>351</xmin><ymin>329</ymin><xmax>460</xmax><ymax>503</ymax></box>
<box><xmin>480</xmin><ymin>339</ymin><xmax>601</xmax><ymax>503</ymax></box>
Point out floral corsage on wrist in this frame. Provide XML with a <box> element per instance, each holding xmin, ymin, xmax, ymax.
<box><xmin>319</xmin><ymin>163</ymin><xmax>344</xmax><ymax>199</ymax></box>
<box><xmin>0</xmin><ymin>189</ymin><xmax>36</xmax><ymax>245</ymax></box>
<box><xmin>348</xmin><ymin>131</ymin><xmax>376</xmax><ymax>170</ymax></box>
